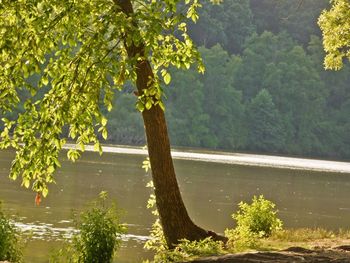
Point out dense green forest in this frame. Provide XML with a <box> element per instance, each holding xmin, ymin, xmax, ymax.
<box><xmin>6</xmin><ymin>0</ymin><xmax>350</xmax><ymax>160</ymax></box>
<box><xmin>105</xmin><ymin>0</ymin><xmax>350</xmax><ymax>160</ymax></box>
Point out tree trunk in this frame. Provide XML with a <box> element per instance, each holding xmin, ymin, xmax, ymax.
<box><xmin>137</xmin><ymin>60</ymin><xmax>220</xmax><ymax>247</ymax></box>
<box><xmin>114</xmin><ymin>0</ymin><xmax>226</xmax><ymax>247</ymax></box>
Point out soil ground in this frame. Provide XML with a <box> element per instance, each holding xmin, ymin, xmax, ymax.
<box><xmin>187</xmin><ymin>240</ymin><xmax>350</xmax><ymax>262</ymax></box>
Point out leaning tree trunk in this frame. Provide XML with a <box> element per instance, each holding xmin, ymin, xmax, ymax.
<box><xmin>114</xmin><ymin>0</ymin><xmax>226</xmax><ymax>247</ymax></box>
<box><xmin>138</xmin><ymin>61</ymin><xmax>217</xmax><ymax>247</ymax></box>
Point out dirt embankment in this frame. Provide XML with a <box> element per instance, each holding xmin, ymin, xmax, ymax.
<box><xmin>186</xmin><ymin>246</ymin><xmax>350</xmax><ymax>263</ymax></box>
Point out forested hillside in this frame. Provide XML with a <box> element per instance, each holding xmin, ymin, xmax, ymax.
<box><xmin>104</xmin><ymin>0</ymin><xmax>350</xmax><ymax>160</ymax></box>
<box><xmin>6</xmin><ymin>0</ymin><xmax>350</xmax><ymax>160</ymax></box>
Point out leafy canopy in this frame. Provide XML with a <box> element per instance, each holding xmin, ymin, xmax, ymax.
<box><xmin>0</xmin><ymin>0</ymin><xmax>204</xmax><ymax>196</ymax></box>
<box><xmin>318</xmin><ymin>0</ymin><xmax>350</xmax><ymax>70</ymax></box>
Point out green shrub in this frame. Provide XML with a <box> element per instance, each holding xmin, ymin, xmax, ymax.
<box><xmin>144</xmin><ymin>218</ymin><xmax>167</xmax><ymax>253</ymax></box>
<box><xmin>225</xmin><ymin>226</ymin><xmax>261</xmax><ymax>251</ymax></box>
<box><xmin>0</xmin><ymin>202</ymin><xmax>23</xmax><ymax>262</ymax></box>
<box><xmin>226</xmin><ymin>195</ymin><xmax>283</xmax><ymax>251</ymax></box>
<box><xmin>176</xmin><ymin>237</ymin><xmax>224</xmax><ymax>257</ymax></box>
<box><xmin>146</xmin><ymin>237</ymin><xmax>224</xmax><ymax>263</ymax></box>
<box><xmin>51</xmin><ymin>192</ymin><xmax>126</xmax><ymax>263</ymax></box>
<box><xmin>143</xmin><ymin>189</ymin><xmax>167</xmax><ymax>254</ymax></box>
<box><xmin>233</xmin><ymin>195</ymin><xmax>282</xmax><ymax>237</ymax></box>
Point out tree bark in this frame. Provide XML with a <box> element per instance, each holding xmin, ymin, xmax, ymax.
<box><xmin>114</xmin><ymin>0</ymin><xmax>226</xmax><ymax>247</ymax></box>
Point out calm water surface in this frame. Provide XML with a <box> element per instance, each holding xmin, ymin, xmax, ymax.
<box><xmin>1</xmin><ymin>147</ymin><xmax>350</xmax><ymax>262</ymax></box>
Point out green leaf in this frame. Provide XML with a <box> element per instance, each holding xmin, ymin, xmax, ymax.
<box><xmin>78</xmin><ymin>142</ymin><xmax>85</xmax><ymax>152</ymax></box>
<box><xmin>42</xmin><ymin>76</ymin><xmax>49</xmax><ymax>86</ymax></box>
<box><xmin>158</xmin><ymin>101</ymin><xmax>166</xmax><ymax>111</ymax></box>
<box><xmin>67</xmin><ymin>149</ymin><xmax>80</xmax><ymax>162</ymax></box>
<box><xmin>94</xmin><ymin>142</ymin><xmax>103</xmax><ymax>155</ymax></box>
<box><xmin>101</xmin><ymin>117</ymin><xmax>108</xmax><ymax>126</ymax></box>
<box><xmin>23</xmin><ymin>179</ymin><xmax>30</xmax><ymax>188</ymax></box>
<box><xmin>68</xmin><ymin>38</ymin><xmax>76</xmax><ymax>47</ymax></box>
<box><xmin>136</xmin><ymin>101</ymin><xmax>145</xmax><ymax>112</ymax></box>
<box><xmin>42</xmin><ymin>187</ymin><xmax>49</xmax><ymax>198</ymax></box>
<box><xmin>102</xmin><ymin>128</ymin><xmax>108</xmax><ymax>140</ymax></box>
<box><xmin>145</xmin><ymin>100</ymin><xmax>153</xmax><ymax>110</ymax></box>
<box><xmin>142</xmin><ymin>158</ymin><xmax>151</xmax><ymax>172</ymax></box>
<box><xmin>47</xmin><ymin>166</ymin><xmax>55</xmax><ymax>174</ymax></box>
<box><xmin>54</xmin><ymin>158</ymin><xmax>61</xmax><ymax>168</ymax></box>
<box><xmin>163</xmin><ymin>72</ymin><xmax>171</xmax><ymax>85</ymax></box>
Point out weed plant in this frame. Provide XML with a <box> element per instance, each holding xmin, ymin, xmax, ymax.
<box><xmin>226</xmin><ymin>195</ymin><xmax>283</xmax><ymax>251</ymax></box>
<box><xmin>0</xmin><ymin>202</ymin><xmax>23</xmax><ymax>262</ymax></box>
<box><xmin>51</xmin><ymin>192</ymin><xmax>126</xmax><ymax>263</ymax></box>
<box><xmin>144</xmin><ymin>181</ymin><xmax>225</xmax><ymax>263</ymax></box>
<box><xmin>144</xmin><ymin>237</ymin><xmax>224</xmax><ymax>263</ymax></box>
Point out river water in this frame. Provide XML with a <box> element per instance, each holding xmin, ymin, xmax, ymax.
<box><xmin>1</xmin><ymin>146</ymin><xmax>350</xmax><ymax>262</ymax></box>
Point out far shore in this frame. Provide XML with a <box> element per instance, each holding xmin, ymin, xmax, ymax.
<box><xmin>63</xmin><ymin>143</ymin><xmax>350</xmax><ymax>173</ymax></box>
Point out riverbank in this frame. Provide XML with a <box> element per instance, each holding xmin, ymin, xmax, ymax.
<box><xmin>188</xmin><ymin>245</ymin><xmax>350</xmax><ymax>262</ymax></box>
<box><xmin>178</xmin><ymin>229</ymin><xmax>350</xmax><ymax>263</ymax></box>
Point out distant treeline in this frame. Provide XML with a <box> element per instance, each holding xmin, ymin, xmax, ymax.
<box><xmin>6</xmin><ymin>0</ymin><xmax>350</xmax><ymax>160</ymax></box>
<box><xmin>105</xmin><ymin>0</ymin><xmax>350</xmax><ymax>160</ymax></box>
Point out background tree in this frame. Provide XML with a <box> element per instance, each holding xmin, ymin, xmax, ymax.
<box><xmin>199</xmin><ymin>45</ymin><xmax>246</xmax><ymax>149</ymax></box>
<box><xmin>234</xmin><ymin>31</ymin><xmax>327</xmax><ymax>155</ymax></box>
<box><xmin>166</xmin><ymin>45</ymin><xmax>246</xmax><ymax>150</ymax></box>
<box><xmin>246</xmin><ymin>89</ymin><xmax>284</xmax><ymax>152</ymax></box>
<box><xmin>106</xmin><ymin>92</ymin><xmax>145</xmax><ymax>145</ymax></box>
<box><xmin>188</xmin><ymin>0</ymin><xmax>255</xmax><ymax>53</ymax></box>
<box><xmin>250</xmin><ymin>0</ymin><xmax>329</xmax><ymax>45</ymax></box>
<box><xmin>233</xmin><ymin>31</ymin><xmax>295</xmax><ymax>101</ymax></box>
<box><xmin>166</xmin><ymin>68</ymin><xmax>211</xmax><ymax>147</ymax></box>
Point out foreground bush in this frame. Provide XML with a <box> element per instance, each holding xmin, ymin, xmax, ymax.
<box><xmin>144</xmin><ymin>237</ymin><xmax>224</xmax><ymax>263</ymax></box>
<box><xmin>51</xmin><ymin>192</ymin><xmax>125</xmax><ymax>263</ymax></box>
<box><xmin>0</xmin><ymin>202</ymin><xmax>22</xmax><ymax>262</ymax></box>
<box><xmin>145</xmin><ymin>194</ymin><xmax>283</xmax><ymax>261</ymax></box>
<box><xmin>226</xmin><ymin>195</ymin><xmax>283</xmax><ymax>251</ymax></box>
<box><xmin>233</xmin><ymin>195</ymin><xmax>282</xmax><ymax>237</ymax></box>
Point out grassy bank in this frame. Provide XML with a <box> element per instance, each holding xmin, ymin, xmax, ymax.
<box><xmin>258</xmin><ymin>228</ymin><xmax>350</xmax><ymax>252</ymax></box>
<box><xmin>149</xmin><ymin>228</ymin><xmax>350</xmax><ymax>263</ymax></box>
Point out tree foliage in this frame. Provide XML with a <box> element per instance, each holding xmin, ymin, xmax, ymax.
<box><xmin>250</xmin><ymin>0</ymin><xmax>329</xmax><ymax>45</ymax></box>
<box><xmin>318</xmin><ymin>0</ymin><xmax>350</xmax><ymax>70</ymax></box>
<box><xmin>188</xmin><ymin>0</ymin><xmax>255</xmax><ymax>53</ymax></box>
<box><xmin>167</xmin><ymin>68</ymin><xmax>210</xmax><ymax>147</ymax></box>
<box><xmin>0</xmin><ymin>0</ymin><xmax>204</xmax><ymax>195</ymax></box>
<box><xmin>246</xmin><ymin>89</ymin><xmax>284</xmax><ymax>152</ymax></box>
